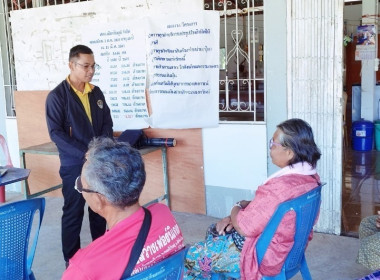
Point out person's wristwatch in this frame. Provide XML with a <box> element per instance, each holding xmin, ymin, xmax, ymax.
<box><xmin>230</xmin><ymin>201</ymin><xmax>243</xmax><ymax>213</ymax></box>
<box><xmin>235</xmin><ymin>201</ymin><xmax>243</xmax><ymax>209</ymax></box>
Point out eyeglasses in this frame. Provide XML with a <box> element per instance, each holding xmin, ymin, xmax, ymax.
<box><xmin>74</xmin><ymin>176</ymin><xmax>100</xmax><ymax>194</ymax></box>
<box><xmin>74</xmin><ymin>62</ymin><xmax>100</xmax><ymax>72</ymax></box>
<box><xmin>269</xmin><ymin>138</ymin><xmax>283</xmax><ymax>149</ymax></box>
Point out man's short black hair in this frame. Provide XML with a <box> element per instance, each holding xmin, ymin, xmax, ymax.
<box><xmin>69</xmin><ymin>45</ymin><xmax>93</xmax><ymax>61</ymax></box>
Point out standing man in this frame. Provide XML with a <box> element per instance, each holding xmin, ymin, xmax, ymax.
<box><xmin>46</xmin><ymin>44</ymin><xmax>113</xmax><ymax>268</ymax></box>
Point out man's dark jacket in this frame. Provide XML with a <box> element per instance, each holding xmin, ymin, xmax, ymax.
<box><xmin>46</xmin><ymin>80</ymin><xmax>113</xmax><ymax>166</ymax></box>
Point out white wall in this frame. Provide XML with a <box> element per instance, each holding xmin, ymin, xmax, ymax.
<box><xmin>287</xmin><ymin>0</ymin><xmax>344</xmax><ymax>234</ymax></box>
<box><xmin>203</xmin><ymin>123</ymin><xmax>267</xmax><ymax>190</ymax></box>
<box><xmin>265</xmin><ymin>0</ymin><xmax>288</xmax><ymax>175</ymax></box>
<box><xmin>0</xmin><ymin>43</ymin><xmax>6</xmax><ymax>138</ymax></box>
<box><xmin>202</xmin><ymin>123</ymin><xmax>267</xmax><ymax>217</ymax></box>
<box><xmin>5</xmin><ymin>118</ymin><xmax>20</xmax><ymax>192</ymax></box>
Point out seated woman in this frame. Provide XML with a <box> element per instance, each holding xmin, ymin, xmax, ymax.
<box><xmin>357</xmin><ymin>211</ymin><xmax>380</xmax><ymax>270</ymax></box>
<box><xmin>62</xmin><ymin>137</ymin><xmax>184</xmax><ymax>279</ymax></box>
<box><xmin>184</xmin><ymin>118</ymin><xmax>321</xmax><ymax>280</ymax></box>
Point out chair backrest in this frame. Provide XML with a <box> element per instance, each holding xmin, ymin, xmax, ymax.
<box><xmin>256</xmin><ymin>185</ymin><xmax>323</xmax><ymax>279</ymax></box>
<box><xmin>123</xmin><ymin>247</ymin><xmax>188</xmax><ymax>280</ymax></box>
<box><xmin>0</xmin><ymin>134</ymin><xmax>13</xmax><ymax>167</ymax></box>
<box><xmin>0</xmin><ymin>198</ymin><xmax>45</xmax><ymax>280</ymax></box>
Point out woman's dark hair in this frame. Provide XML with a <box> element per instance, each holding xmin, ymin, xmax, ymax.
<box><xmin>277</xmin><ymin>118</ymin><xmax>321</xmax><ymax>168</ymax></box>
<box><xmin>69</xmin><ymin>45</ymin><xmax>93</xmax><ymax>61</ymax></box>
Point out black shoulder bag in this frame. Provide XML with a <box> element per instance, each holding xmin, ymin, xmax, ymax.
<box><xmin>121</xmin><ymin>207</ymin><xmax>152</xmax><ymax>279</ymax></box>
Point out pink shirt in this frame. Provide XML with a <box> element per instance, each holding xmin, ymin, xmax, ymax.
<box><xmin>62</xmin><ymin>203</ymin><xmax>184</xmax><ymax>280</ymax></box>
<box><xmin>237</xmin><ymin>173</ymin><xmax>320</xmax><ymax>280</ymax></box>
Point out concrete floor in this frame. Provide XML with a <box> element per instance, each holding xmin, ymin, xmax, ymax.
<box><xmin>2</xmin><ymin>192</ymin><xmax>374</xmax><ymax>280</ymax></box>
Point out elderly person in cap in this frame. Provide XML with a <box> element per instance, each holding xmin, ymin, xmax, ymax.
<box><xmin>62</xmin><ymin>137</ymin><xmax>184</xmax><ymax>279</ymax></box>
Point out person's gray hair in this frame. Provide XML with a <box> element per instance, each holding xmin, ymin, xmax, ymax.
<box><xmin>82</xmin><ymin>137</ymin><xmax>146</xmax><ymax>208</ymax></box>
<box><xmin>276</xmin><ymin>118</ymin><xmax>321</xmax><ymax>168</ymax></box>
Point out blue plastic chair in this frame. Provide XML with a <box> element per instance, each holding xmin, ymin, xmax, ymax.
<box><xmin>0</xmin><ymin>198</ymin><xmax>45</xmax><ymax>280</ymax></box>
<box><xmin>211</xmin><ymin>185</ymin><xmax>323</xmax><ymax>280</ymax></box>
<box><xmin>123</xmin><ymin>247</ymin><xmax>188</xmax><ymax>280</ymax></box>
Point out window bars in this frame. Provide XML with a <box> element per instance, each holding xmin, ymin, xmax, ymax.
<box><xmin>204</xmin><ymin>0</ymin><xmax>265</xmax><ymax>122</ymax></box>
